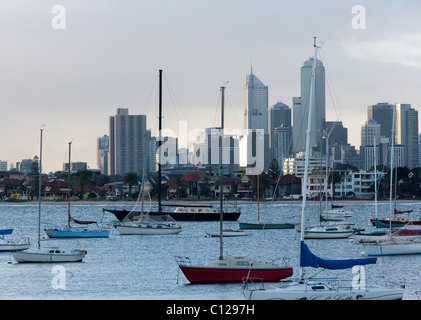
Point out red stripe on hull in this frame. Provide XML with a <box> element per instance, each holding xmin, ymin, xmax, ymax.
<box><xmin>179</xmin><ymin>266</ymin><xmax>293</xmax><ymax>284</ymax></box>
<box><xmin>370</xmin><ymin>219</ymin><xmax>421</xmax><ymax>226</ymax></box>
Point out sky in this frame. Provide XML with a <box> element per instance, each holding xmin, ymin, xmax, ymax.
<box><xmin>1</xmin><ymin>0</ymin><xmax>421</xmax><ymax>173</ymax></box>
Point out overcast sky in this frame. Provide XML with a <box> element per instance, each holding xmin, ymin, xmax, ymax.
<box><xmin>1</xmin><ymin>0</ymin><xmax>420</xmax><ymax>173</ymax></box>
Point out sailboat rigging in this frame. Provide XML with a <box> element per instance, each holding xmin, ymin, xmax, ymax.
<box><xmin>12</xmin><ymin>129</ymin><xmax>87</xmax><ymax>263</ymax></box>
<box><xmin>44</xmin><ymin>142</ymin><xmax>110</xmax><ymax>238</ymax></box>
<box><xmin>175</xmin><ymin>85</ymin><xmax>292</xmax><ymax>283</ymax></box>
<box><xmin>113</xmin><ymin>69</ymin><xmax>182</xmax><ymax>235</ymax></box>
<box><xmin>243</xmin><ymin>39</ymin><xmax>404</xmax><ymax>300</ymax></box>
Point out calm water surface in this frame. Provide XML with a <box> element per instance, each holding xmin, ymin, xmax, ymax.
<box><xmin>0</xmin><ymin>201</ymin><xmax>420</xmax><ymax>300</ymax></box>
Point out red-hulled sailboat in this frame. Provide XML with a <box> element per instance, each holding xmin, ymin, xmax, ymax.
<box><xmin>174</xmin><ymin>85</ymin><xmax>293</xmax><ymax>284</ymax></box>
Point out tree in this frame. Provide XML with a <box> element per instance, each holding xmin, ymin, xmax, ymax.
<box><xmin>29</xmin><ymin>156</ymin><xmax>40</xmax><ymax>200</ymax></box>
<box><xmin>76</xmin><ymin>170</ymin><xmax>91</xmax><ymax>200</ymax></box>
<box><xmin>269</xmin><ymin>159</ymin><xmax>280</xmax><ymax>179</ymax></box>
<box><xmin>124</xmin><ymin>172</ymin><xmax>139</xmax><ymax>198</ymax></box>
<box><xmin>328</xmin><ymin>171</ymin><xmax>342</xmax><ymax>200</ymax></box>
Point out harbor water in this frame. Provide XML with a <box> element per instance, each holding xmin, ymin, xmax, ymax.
<box><xmin>0</xmin><ymin>201</ymin><xmax>420</xmax><ymax>300</ymax></box>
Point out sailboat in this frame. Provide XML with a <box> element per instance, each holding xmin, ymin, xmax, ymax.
<box><xmin>113</xmin><ymin>70</ymin><xmax>181</xmax><ymax>236</ymax></box>
<box><xmin>175</xmin><ymin>85</ymin><xmax>293</xmax><ymax>283</ymax></box>
<box><xmin>12</xmin><ymin>129</ymin><xmax>87</xmax><ymax>263</ymax></box>
<box><xmin>239</xmin><ymin>176</ymin><xmax>296</xmax><ymax>230</ymax></box>
<box><xmin>0</xmin><ymin>228</ymin><xmax>30</xmax><ymax>252</ymax></box>
<box><xmin>320</xmin><ymin>129</ymin><xmax>353</xmax><ymax>222</ymax></box>
<box><xmin>362</xmin><ymin>107</ymin><xmax>421</xmax><ymax>256</ymax></box>
<box><xmin>44</xmin><ymin>142</ymin><xmax>110</xmax><ymax>238</ymax></box>
<box><xmin>243</xmin><ymin>39</ymin><xmax>404</xmax><ymax>300</ymax></box>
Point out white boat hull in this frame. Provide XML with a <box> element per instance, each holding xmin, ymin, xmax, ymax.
<box><xmin>114</xmin><ymin>221</ymin><xmax>182</xmax><ymax>235</ymax></box>
<box><xmin>299</xmin><ymin>226</ymin><xmax>354</xmax><ymax>239</ymax></box>
<box><xmin>0</xmin><ymin>243</ymin><xmax>30</xmax><ymax>252</ymax></box>
<box><xmin>12</xmin><ymin>248</ymin><xmax>86</xmax><ymax>263</ymax></box>
<box><xmin>363</xmin><ymin>240</ymin><xmax>421</xmax><ymax>256</ymax></box>
<box><xmin>243</xmin><ymin>282</ymin><xmax>404</xmax><ymax>300</ymax></box>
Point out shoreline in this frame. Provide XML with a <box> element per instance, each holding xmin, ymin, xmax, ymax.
<box><xmin>1</xmin><ymin>199</ymin><xmax>420</xmax><ymax>206</ymax></box>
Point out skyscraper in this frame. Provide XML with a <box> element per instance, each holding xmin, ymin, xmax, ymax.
<box><xmin>109</xmin><ymin>108</ymin><xmax>148</xmax><ymax>176</ymax></box>
<box><xmin>395</xmin><ymin>104</ymin><xmax>419</xmax><ymax>169</ymax></box>
<box><xmin>243</xmin><ymin>69</ymin><xmax>269</xmax><ymax>171</ymax></box>
<box><xmin>361</xmin><ymin>119</ymin><xmax>381</xmax><ymax>147</ymax></box>
<box><xmin>268</xmin><ymin>102</ymin><xmax>291</xmax><ymax>156</ymax></box>
<box><xmin>367</xmin><ymin>102</ymin><xmax>394</xmax><ymax>139</ymax></box>
<box><xmin>293</xmin><ymin>57</ymin><xmax>325</xmax><ymax>155</ymax></box>
<box><xmin>97</xmin><ymin>135</ymin><xmax>109</xmax><ymax>175</ymax></box>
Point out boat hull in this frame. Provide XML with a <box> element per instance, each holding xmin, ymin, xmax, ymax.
<box><xmin>45</xmin><ymin>228</ymin><xmax>110</xmax><ymax>238</ymax></box>
<box><xmin>113</xmin><ymin>222</ymin><xmax>181</xmax><ymax>235</ymax></box>
<box><xmin>243</xmin><ymin>282</ymin><xmax>404</xmax><ymax>300</ymax></box>
<box><xmin>239</xmin><ymin>223</ymin><xmax>295</xmax><ymax>230</ymax></box>
<box><xmin>363</xmin><ymin>241</ymin><xmax>421</xmax><ymax>256</ymax></box>
<box><xmin>0</xmin><ymin>243</ymin><xmax>30</xmax><ymax>252</ymax></box>
<box><xmin>179</xmin><ymin>266</ymin><xmax>293</xmax><ymax>284</ymax></box>
<box><xmin>371</xmin><ymin>218</ymin><xmax>421</xmax><ymax>227</ymax></box>
<box><xmin>104</xmin><ymin>208</ymin><xmax>241</xmax><ymax>222</ymax></box>
<box><xmin>12</xmin><ymin>249</ymin><xmax>86</xmax><ymax>263</ymax></box>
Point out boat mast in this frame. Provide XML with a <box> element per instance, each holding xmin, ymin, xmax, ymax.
<box><xmin>219</xmin><ymin>85</ymin><xmax>225</xmax><ymax>260</ymax></box>
<box><xmin>374</xmin><ymin>137</ymin><xmax>378</xmax><ymax>219</ymax></box>
<box><xmin>300</xmin><ymin>38</ymin><xmax>319</xmax><ymax>278</ymax></box>
<box><xmin>389</xmin><ymin>105</ymin><xmax>396</xmax><ymax>233</ymax></box>
<box><xmin>38</xmin><ymin>128</ymin><xmax>43</xmax><ymax>250</ymax></box>
<box><xmin>158</xmin><ymin>69</ymin><xmax>163</xmax><ymax>213</ymax></box>
<box><xmin>68</xmin><ymin>141</ymin><xmax>71</xmax><ymax>228</ymax></box>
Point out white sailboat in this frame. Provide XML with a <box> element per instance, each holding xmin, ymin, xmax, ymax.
<box><xmin>0</xmin><ymin>229</ymin><xmax>30</xmax><ymax>252</ymax></box>
<box><xmin>243</xmin><ymin>39</ymin><xmax>404</xmax><ymax>300</ymax></box>
<box><xmin>362</xmin><ymin>109</ymin><xmax>421</xmax><ymax>256</ymax></box>
<box><xmin>113</xmin><ymin>70</ymin><xmax>181</xmax><ymax>236</ymax></box>
<box><xmin>12</xmin><ymin>129</ymin><xmax>87</xmax><ymax>263</ymax></box>
<box><xmin>45</xmin><ymin>142</ymin><xmax>110</xmax><ymax>238</ymax></box>
<box><xmin>320</xmin><ymin>127</ymin><xmax>353</xmax><ymax>221</ymax></box>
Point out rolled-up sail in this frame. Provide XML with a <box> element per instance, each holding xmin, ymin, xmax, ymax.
<box><xmin>300</xmin><ymin>241</ymin><xmax>377</xmax><ymax>270</ymax></box>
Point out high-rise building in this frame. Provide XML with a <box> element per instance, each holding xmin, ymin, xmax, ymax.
<box><xmin>268</xmin><ymin>102</ymin><xmax>291</xmax><ymax>161</ymax></box>
<box><xmin>367</xmin><ymin>102</ymin><xmax>394</xmax><ymax>139</ymax></box>
<box><xmin>395</xmin><ymin>104</ymin><xmax>419</xmax><ymax>169</ymax></box>
<box><xmin>361</xmin><ymin>119</ymin><xmax>381</xmax><ymax>147</ymax></box>
<box><xmin>272</xmin><ymin>125</ymin><xmax>292</xmax><ymax>168</ymax></box>
<box><xmin>97</xmin><ymin>135</ymin><xmax>109</xmax><ymax>175</ymax></box>
<box><xmin>243</xmin><ymin>69</ymin><xmax>269</xmax><ymax>171</ymax></box>
<box><xmin>109</xmin><ymin>108</ymin><xmax>148</xmax><ymax>176</ymax></box>
<box><xmin>293</xmin><ymin>58</ymin><xmax>325</xmax><ymax>155</ymax></box>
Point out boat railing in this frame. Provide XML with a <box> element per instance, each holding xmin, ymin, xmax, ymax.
<box><xmin>242</xmin><ymin>277</ymin><xmax>265</xmax><ymax>293</ymax></box>
<box><xmin>173</xmin><ymin>255</ymin><xmax>192</xmax><ymax>266</ymax></box>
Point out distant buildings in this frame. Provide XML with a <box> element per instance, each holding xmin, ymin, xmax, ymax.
<box><xmin>293</xmin><ymin>57</ymin><xmax>325</xmax><ymax>155</ymax></box>
<box><xmin>108</xmin><ymin>108</ymin><xmax>151</xmax><ymax>176</ymax></box>
<box><xmin>243</xmin><ymin>69</ymin><xmax>269</xmax><ymax>171</ymax></box>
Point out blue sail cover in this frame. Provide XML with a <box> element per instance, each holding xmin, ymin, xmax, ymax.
<box><xmin>0</xmin><ymin>228</ymin><xmax>13</xmax><ymax>235</ymax></box>
<box><xmin>300</xmin><ymin>241</ymin><xmax>377</xmax><ymax>270</ymax></box>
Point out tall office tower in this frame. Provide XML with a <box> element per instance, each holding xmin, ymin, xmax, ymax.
<box><xmin>268</xmin><ymin>102</ymin><xmax>291</xmax><ymax>161</ymax></box>
<box><xmin>324</xmin><ymin>121</ymin><xmax>348</xmax><ymax>146</ymax></box>
<box><xmin>395</xmin><ymin>104</ymin><xmax>419</xmax><ymax>169</ymax></box>
<box><xmin>243</xmin><ymin>69</ymin><xmax>269</xmax><ymax>171</ymax></box>
<box><xmin>109</xmin><ymin>108</ymin><xmax>148</xmax><ymax>176</ymax></box>
<box><xmin>293</xmin><ymin>58</ymin><xmax>326</xmax><ymax>155</ymax></box>
<box><xmin>272</xmin><ymin>125</ymin><xmax>292</xmax><ymax>168</ymax></box>
<box><xmin>97</xmin><ymin>135</ymin><xmax>109</xmax><ymax>175</ymax></box>
<box><xmin>361</xmin><ymin>119</ymin><xmax>381</xmax><ymax>147</ymax></box>
<box><xmin>367</xmin><ymin>102</ymin><xmax>394</xmax><ymax>138</ymax></box>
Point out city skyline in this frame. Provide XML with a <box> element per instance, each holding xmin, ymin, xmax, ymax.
<box><xmin>1</xmin><ymin>1</ymin><xmax>421</xmax><ymax>173</ymax></box>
